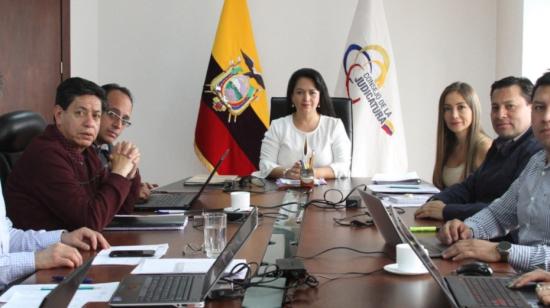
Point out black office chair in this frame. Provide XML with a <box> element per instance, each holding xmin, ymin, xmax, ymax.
<box><xmin>0</xmin><ymin>152</ymin><xmax>9</xmax><ymax>192</ymax></box>
<box><xmin>269</xmin><ymin>97</ymin><xmax>353</xmax><ymax>141</ymax></box>
<box><xmin>0</xmin><ymin>110</ymin><xmax>47</xmax><ymax>189</ymax></box>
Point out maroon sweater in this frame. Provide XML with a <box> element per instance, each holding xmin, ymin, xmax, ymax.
<box><xmin>5</xmin><ymin>125</ymin><xmax>140</xmax><ymax>231</ymax></box>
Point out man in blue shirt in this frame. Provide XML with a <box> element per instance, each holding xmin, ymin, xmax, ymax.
<box><xmin>437</xmin><ymin>72</ymin><xmax>550</xmax><ymax>271</ymax></box>
<box><xmin>415</xmin><ymin>76</ymin><xmax>542</xmax><ymax>221</ymax></box>
<box><xmin>0</xmin><ymin>183</ymin><xmax>109</xmax><ymax>289</ymax></box>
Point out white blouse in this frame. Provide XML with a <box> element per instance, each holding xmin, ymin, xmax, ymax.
<box><xmin>254</xmin><ymin>115</ymin><xmax>351</xmax><ymax>178</ymax></box>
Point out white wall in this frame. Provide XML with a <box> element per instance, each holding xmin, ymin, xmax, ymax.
<box><xmin>496</xmin><ymin>0</ymin><xmax>523</xmax><ymax>80</ymax></box>
<box><xmin>523</xmin><ymin>0</ymin><xmax>550</xmax><ymax>82</ymax></box>
<box><xmin>71</xmin><ymin>0</ymin><xmax>503</xmax><ymax>185</ymax></box>
<box><xmin>70</xmin><ymin>0</ymin><xmax>98</xmax><ymax>81</ymax></box>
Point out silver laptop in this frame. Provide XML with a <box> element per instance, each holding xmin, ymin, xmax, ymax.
<box><xmin>135</xmin><ymin>149</ymin><xmax>229</xmax><ymax>210</ymax></box>
<box><xmin>358</xmin><ymin>189</ymin><xmax>446</xmax><ymax>258</ymax></box>
<box><xmin>390</xmin><ymin>204</ymin><xmax>538</xmax><ymax>308</ymax></box>
<box><xmin>109</xmin><ymin>208</ymin><xmax>258</xmax><ymax>306</ymax></box>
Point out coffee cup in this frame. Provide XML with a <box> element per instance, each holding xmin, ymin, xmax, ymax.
<box><xmin>230</xmin><ymin>191</ymin><xmax>251</xmax><ymax>211</ymax></box>
<box><xmin>395</xmin><ymin>243</ymin><xmax>427</xmax><ymax>273</ymax></box>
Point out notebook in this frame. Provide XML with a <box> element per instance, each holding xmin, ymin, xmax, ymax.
<box><xmin>135</xmin><ymin>149</ymin><xmax>229</xmax><ymax>211</ymax></box>
<box><xmin>109</xmin><ymin>208</ymin><xmax>258</xmax><ymax>306</ymax></box>
<box><xmin>391</xmin><ymin>205</ymin><xmax>538</xmax><ymax>308</ymax></box>
<box><xmin>104</xmin><ymin>215</ymin><xmax>188</xmax><ymax>230</ymax></box>
<box><xmin>39</xmin><ymin>257</ymin><xmax>94</xmax><ymax>308</ymax></box>
<box><xmin>358</xmin><ymin>189</ymin><xmax>446</xmax><ymax>257</ymax></box>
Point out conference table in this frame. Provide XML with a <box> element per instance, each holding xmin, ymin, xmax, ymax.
<box><xmin>21</xmin><ymin>178</ymin><xmax>516</xmax><ymax>307</ymax></box>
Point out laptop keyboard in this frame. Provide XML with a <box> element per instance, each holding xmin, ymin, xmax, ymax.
<box><xmin>138</xmin><ymin>275</ymin><xmax>195</xmax><ymax>302</ymax></box>
<box><xmin>462</xmin><ymin>277</ymin><xmax>526</xmax><ymax>307</ymax></box>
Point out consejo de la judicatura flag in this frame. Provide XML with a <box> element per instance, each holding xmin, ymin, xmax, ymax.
<box><xmin>335</xmin><ymin>0</ymin><xmax>408</xmax><ymax>177</ymax></box>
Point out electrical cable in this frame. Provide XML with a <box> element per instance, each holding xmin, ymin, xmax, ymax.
<box><xmin>305</xmin><ymin>184</ymin><xmax>367</xmax><ymax>210</ymax></box>
<box><xmin>294</xmin><ymin>246</ymin><xmax>385</xmax><ymax>259</ymax></box>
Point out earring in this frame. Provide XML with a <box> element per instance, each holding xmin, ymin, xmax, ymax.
<box><xmin>291</xmin><ymin>104</ymin><xmax>295</xmax><ymax>109</ymax></box>
<box><xmin>317</xmin><ymin>104</ymin><xmax>320</xmax><ymax>109</ymax></box>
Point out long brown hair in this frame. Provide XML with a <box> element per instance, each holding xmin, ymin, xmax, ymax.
<box><xmin>432</xmin><ymin>82</ymin><xmax>487</xmax><ymax>189</ymax></box>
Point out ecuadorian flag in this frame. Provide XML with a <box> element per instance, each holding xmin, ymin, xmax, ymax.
<box><xmin>194</xmin><ymin>0</ymin><xmax>268</xmax><ymax>176</ymax></box>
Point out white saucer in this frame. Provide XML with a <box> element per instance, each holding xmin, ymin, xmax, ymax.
<box><xmin>383</xmin><ymin>263</ymin><xmax>428</xmax><ymax>275</ymax></box>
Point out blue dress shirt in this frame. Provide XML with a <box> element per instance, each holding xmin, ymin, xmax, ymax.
<box><xmin>465</xmin><ymin>150</ymin><xmax>550</xmax><ymax>271</ymax></box>
<box><xmin>0</xmin><ymin>185</ymin><xmax>62</xmax><ymax>289</ymax></box>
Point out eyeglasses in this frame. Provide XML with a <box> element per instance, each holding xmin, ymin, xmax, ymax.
<box><xmin>105</xmin><ymin>110</ymin><xmax>132</xmax><ymax>127</ymax></box>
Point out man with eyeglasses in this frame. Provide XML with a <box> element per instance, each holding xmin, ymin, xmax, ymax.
<box><xmin>94</xmin><ymin>83</ymin><xmax>157</xmax><ymax>201</ymax></box>
<box><xmin>5</xmin><ymin>77</ymin><xmax>142</xmax><ymax>231</ymax></box>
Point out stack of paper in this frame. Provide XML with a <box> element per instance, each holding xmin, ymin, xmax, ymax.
<box><xmin>183</xmin><ymin>174</ymin><xmax>239</xmax><ymax>186</ymax></box>
<box><xmin>367</xmin><ymin>184</ymin><xmax>439</xmax><ymax>194</ymax></box>
<box><xmin>383</xmin><ymin>194</ymin><xmax>432</xmax><ymax>205</ymax></box>
<box><xmin>0</xmin><ymin>282</ymin><xmax>119</xmax><ymax>308</ymax></box>
<box><xmin>104</xmin><ymin>214</ymin><xmax>188</xmax><ymax>231</ymax></box>
<box><xmin>371</xmin><ymin>172</ymin><xmax>421</xmax><ymax>184</ymax></box>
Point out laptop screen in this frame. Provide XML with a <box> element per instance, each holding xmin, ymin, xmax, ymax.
<box><xmin>201</xmin><ymin>208</ymin><xmax>258</xmax><ymax>296</ymax></box>
<box><xmin>39</xmin><ymin>256</ymin><xmax>94</xmax><ymax>308</ymax></box>
<box><xmin>189</xmin><ymin>149</ymin><xmax>230</xmax><ymax>205</ymax></box>
<box><xmin>388</xmin><ymin>205</ymin><xmax>459</xmax><ymax>308</ymax></box>
<box><xmin>359</xmin><ymin>190</ymin><xmax>404</xmax><ymax>246</ymax></box>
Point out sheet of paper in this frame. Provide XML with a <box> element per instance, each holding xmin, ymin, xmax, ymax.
<box><xmin>367</xmin><ymin>184</ymin><xmax>440</xmax><ymax>194</ymax></box>
<box><xmin>131</xmin><ymin>258</ymin><xmax>248</xmax><ymax>279</ymax></box>
<box><xmin>92</xmin><ymin>244</ymin><xmax>169</xmax><ymax>265</ymax></box>
<box><xmin>378</xmin><ymin>193</ymin><xmax>431</xmax><ymax>207</ymax></box>
<box><xmin>2</xmin><ymin>292</ymin><xmax>44</xmax><ymax>308</ymax></box>
<box><xmin>371</xmin><ymin>171</ymin><xmax>420</xmax><ymax>183</ymax></box>
<box><xmin>0</xmin><ymin>282</ymin><xmax>119</xmax><ymax>308</ymax></box>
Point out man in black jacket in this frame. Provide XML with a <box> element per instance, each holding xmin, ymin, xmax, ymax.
<box><xmin>415</xmin><ymin>76</ymin><xmax>542</xmax><ymax>221</ymax></box>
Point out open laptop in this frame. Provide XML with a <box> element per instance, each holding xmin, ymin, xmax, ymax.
<box><xmin>135</xmin><ymin>149</ymin><xmax>229</xmax><ymax>210</ymax></box>
<box><xmin>109</xmin><ymin>207</ymin><xmax>258</xmax><ymax>306</ymax></box>
<box><xmin>390</xmin><ymin>204</ymin><xmax>539</xmax><ymax>308</ymax></box>
<box><xmin>358</xmin><ymin>189</ymin><xmax>446</xmax><ymax>258</ymax></box>
<box><xmin>39</xmin><ymin>256</ymin><xmax>95</xmax><ymax>308</ymax></box>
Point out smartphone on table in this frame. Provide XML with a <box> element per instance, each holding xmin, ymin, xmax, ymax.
<box><xmin>109</xmin><ymin>250</ymin><xmax>156</xmax><ymax>257</ymax></box>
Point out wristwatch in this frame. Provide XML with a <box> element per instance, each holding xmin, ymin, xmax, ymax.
<box><xmin>497</xmin><ymin>241</ymin><xmax>512</xmax><ymax>262</ymax></box>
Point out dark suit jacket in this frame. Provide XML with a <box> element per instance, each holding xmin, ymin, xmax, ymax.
<box><xmin>434</xmin><ymin>128</ymin><xmax>542</xmax><ymax>221</ymax></box>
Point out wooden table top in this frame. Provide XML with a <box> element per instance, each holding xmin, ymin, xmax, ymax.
<box><xmin>20</xmin><ymin>178</ymin><xmax>516</xmax><ymax>307</ymax></box>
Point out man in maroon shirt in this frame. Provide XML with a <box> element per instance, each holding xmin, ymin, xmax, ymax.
<box><xmin>5</xmin><ymin>77</ymin><xmax>141</xmax><ymax>231</ymax></box>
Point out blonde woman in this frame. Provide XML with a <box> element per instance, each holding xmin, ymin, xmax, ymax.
<box><xmin>432</xmin><ymin>82</ymin><xmax>492</xmax><ymax>189</ymax></box>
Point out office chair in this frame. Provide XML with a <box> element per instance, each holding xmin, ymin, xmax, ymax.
<box><xmin>269</xmin><ymin>97</ymin><xmax>353</xmax><ymax>141</ymax></box>
<box><xmin>0</xmin><ymin>152</ymin><xmax>9</xmax><ymax>192</ymax></box>
<box><xmin>0</xmin><ymin>110</ymin><xmax>47</xmax><ymax>188</ymax></box>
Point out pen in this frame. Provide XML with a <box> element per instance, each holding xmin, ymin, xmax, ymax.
<box><xmin>389</xmin><ymin>185</ymin><xmax>420</xmax><ymax>189</ymax></box>
<box><xmin>52</xmin><ymin>275</ymin><xmax>93</xmax><ymax>284</ymax></box>
<box><xmin>41</xmin><ymin>286</ymin><xmax>95</xmax><ymax>291</ymax></box>
<box><xmin>409</xmin><ymin>226</ymin><xmax>439</xmax><ymax>232</ymax></box>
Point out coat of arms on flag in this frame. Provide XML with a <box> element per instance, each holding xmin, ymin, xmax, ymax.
<box><xmin>194</xmin><ymin>0</ymin><xmax>268</xmax><ymax>176</ymax></box>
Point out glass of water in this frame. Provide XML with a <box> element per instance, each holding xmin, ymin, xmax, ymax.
<box><xmin>203</xmin><ymin>212</ymin><xmax>227</xmax><ymax>258</ymax></box>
